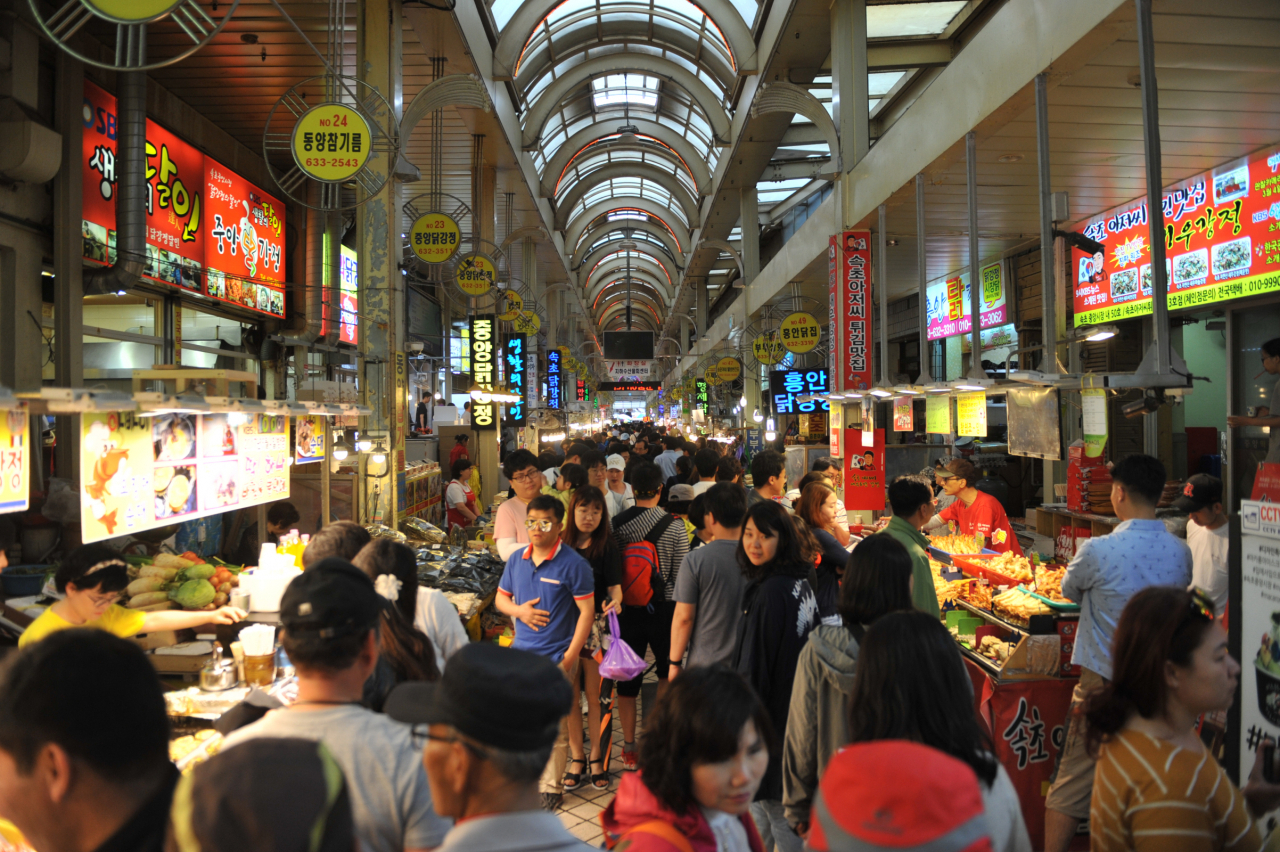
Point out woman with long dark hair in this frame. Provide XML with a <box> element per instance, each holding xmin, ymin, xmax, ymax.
<box><xmin>732</xmin><ymin>501</ymin><xmax>819</xmax><ymax>852</ymax></box>
<box><xmin>560</xmin><ymin>485</ymin><xmax>622</xmax><ymax>790</ymax></box>
<box><xmin>351</xmin><ymin>539</ymin><xmax>467</xmax><ymax>673</ymax></box>
<box><xmin>847</xmin><ymin>610</ymin><xmax>1030</xmax><ymax>852</ymax></box>
<box><xmin>781</xmin><ymin>534</ymin><xmax>913</xmax><ymax>833</ymax></box>
<box><xmin>602</xmin><ymin>666</ymin><xmax>770</xmax><ymax>852</ymax></box>
<box><xmin>792</xmin><ymin>481</ymin><xmax>848</xmax><ymax>623</ymax></box>
<box><xmin>1084</xmin><ymin>587</ymin><xmax>1279</xmax><ymax>851</ymax></box>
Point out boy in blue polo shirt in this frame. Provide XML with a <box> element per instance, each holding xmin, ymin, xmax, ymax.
<box><xmin>495</xmin><ymin>493</ymin><xmax>595</xmax><ymax>812</ymax></box>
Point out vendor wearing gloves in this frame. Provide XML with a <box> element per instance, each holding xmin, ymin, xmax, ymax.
<box><xmin>19</xmin><ymin>543</ymin><xmax>245</xmax><ymax>648</ymax></box>
<box><xmin>925</xmin><ymin>459</ymin><xmax>1023</xmax><ymax>555</ymax></box>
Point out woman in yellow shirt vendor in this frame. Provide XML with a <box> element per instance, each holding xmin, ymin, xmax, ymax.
<box><xmin>18</xmin><ymin>544</ymin><xmax>246</xmax><ymax>648</ymax></box>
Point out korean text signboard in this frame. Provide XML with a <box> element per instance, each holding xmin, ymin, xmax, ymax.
<box><xmin>0</xmin><ymin>410</ymin><xmax>29</xmax><ymax>514</ymax></box>
<box><xmin>1073</xmin><ymin>143</ymin><xmax>1280</xmax><ymax>326</ymax></box>
<box><xmin>82</xmin><ymin>81</ymin><xmax>286</xmax><ymax>318</ymax></box>
<box><xmin>471</xmin><ymin>315</ymin><xmax>497</xmax><ymax>430</ymax></box>
<box><xmin>957</xmin><ymin>392</ymin><xmax>988</xmax><ymax>438</ymax></box>
<box><xmin>607</xmin><ymin>360</ymin><xmax>652</xmax><ymax>380</ymax></box>
<box><xmin>339</xmin><ymin>246</ymin><xmax>359</xmax><ymax>345</ymax></box>
<box><xmin>295</xmin><ymin>415</ymin><xmax>326</xmax><ymax>465</ymax></box>
<box><xmin>694</xmin><ymin>379</ymin><xmax>709</xmax><ymax>412</ymax></box>
<box><xmin>504</xmin><ymin>333</ymin><xmax>527</xmax><ymax>426</ymax></box>
<box><xmin>80</xmin><ymin>411</ymin><xmax>290</xmax><ymax>544</ymax></box>
<box><xmin>925</xmin><ymin>261</ymin><xmax>1008</xmax><ymax>341</ymax></box>
<box><xmin>926</xmin><ymin>393</ymin><xmax>952</xmax><ymax>434</ymax></box>
<box><xmin>547</xmin><ymin>349</ymin><xmax>562</xmax><ymax>410</ymax></box>
<box><xmin>769</xmin><ymin>369</ymin><xmax>829</xmax><ymax>415</ymax></box>
<box><xmin>830</xmin><ymin>231</ymin><xmax>874</xmax><ymax>392</ymax></box>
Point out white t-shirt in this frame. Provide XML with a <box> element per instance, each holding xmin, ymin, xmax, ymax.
<box><xmin>415</xmin><ymin>586</ymin><xmax>470</xmax><ymax>672</ymax></box>
<box><xmin>982</xmin><ymin>762</ymin><xmax>1033</xmax><ymax>852</ymax></box>
<box><xmin>606</xmin><ymin>483</ymin><xmax>634</xmax><ymax>518</ymax></box>
<box><xmin>1187</xmin><ymin>519</ymin><xmax>1230</xmax><ymax>616</ymax></box>
<box><xmin>691</xmin><ymin>480</ymin><xmax>715</xmax><ymax>496</ymax></box>
<box><xmin>494</xmin><ymin>497</ymin><xmax>530</xmax><ymax>560</ymax></box>
<box><xmin>445</xmin><ymin>480</ymin><xmax>469</xmax><ymax>509</ymax></box>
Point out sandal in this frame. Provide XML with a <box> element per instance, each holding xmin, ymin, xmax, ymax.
<box><xmin>590</xmin><ymin>758</ymin><xmax>609</xmax><ymax>789</ymax></box>
<box><xmin>562</xmin><ymin>758</ymin><xmax>586</xmax><ymax>790</ymax></box>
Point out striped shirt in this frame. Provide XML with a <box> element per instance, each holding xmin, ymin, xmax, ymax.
<box><xmin>1092</xmin><ymin>729</ymin><xmax>1262</xmax><ymax>852</ymax></box>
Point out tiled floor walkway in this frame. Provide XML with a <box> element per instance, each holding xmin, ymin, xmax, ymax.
<box><xmin>554</xmin><ymin>672</ymin><xmax>658</xmax><ymax>846</ymax></box>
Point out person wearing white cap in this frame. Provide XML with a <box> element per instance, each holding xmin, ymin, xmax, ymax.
<box><xmin>605</xmin><ymin>454</ymin><xmax>634</xmax><ymax>518</ymax></box>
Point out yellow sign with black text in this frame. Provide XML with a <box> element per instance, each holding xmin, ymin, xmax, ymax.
<box><xmin>293</xmin><ymin>104</ymin><xmax>372</xmax><ymax>182</ymax></box>
<box><xmin>779</xmin><ymin>312</ymin><xmax>821</xmax><ymax>354</ymax></box>
<box><xmin>409</xmin><ymin>212</ymin><xmax>461</xmax><ymax>264</ymax></box>
<box><xmin>455</xmin><ymin>253</ymin><xmax>496</xmax><ymax>297</ymax></box>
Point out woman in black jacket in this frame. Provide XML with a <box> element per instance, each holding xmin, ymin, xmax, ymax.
<box><xmin>733</xmin><ymin>501</ymin><xmax>819</xmax><ymax>852</ymax></box>
<box><xmin>793</xmin><ymin>481</ymin><xmax>849</xmax><ymax>625</ymax></box>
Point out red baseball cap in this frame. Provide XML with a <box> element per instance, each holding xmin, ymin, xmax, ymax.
<box><xmin>806</xmin><ymin>741</ymin><xmax>993</xmax><ymax>852</ymax></box>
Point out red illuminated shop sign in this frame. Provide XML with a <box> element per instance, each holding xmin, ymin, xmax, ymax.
<box><xmin>82</xmin><ymin>80</ymin><xmax>286</xmax><ymax>318</ymax></box>
<box><xmin>1072</xmin><ymin>142</ymin><xmax>1280</xmax><ymax>326</ymax></box>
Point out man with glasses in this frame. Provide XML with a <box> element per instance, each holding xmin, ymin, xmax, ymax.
<box><xmin>495</xmin><ymin>449</ymin><xmax>549</xmax><ymax>560</ymax></box>
<box><xmin>494</xmin><ymin>494</ymin><xmax>594</xmax><ymax>811</ymax></box>
<box><xmin>386</xmin><ymin>644</ymin><xmax>591</xmax><ymax>852</ymax></box>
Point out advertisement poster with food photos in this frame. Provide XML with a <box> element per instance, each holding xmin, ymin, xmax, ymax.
<box><xmin>295</xmin><ymin>415</ymin><xmax>326</xmax><ymax>465</ymax></box>
<box><xmin>843</xmin><ymin>428</ymin><xmax>884</xmax><ymax>511</ymax></box>
<box><xmin>80</xmin><ymin>412</ymin><xmax>290</xmax><ymax>544</ymax></box>
<box><xmin>81</xmin><ymin>80</ymin><xmax>286</xmax><ymax>319</ymax></box>
<box><xmin>1241</xmin><ymin>499</ymin><xmax>1280</xmax><ymax>838</ymax></box>
<box><xmin>1073</xmin><ymin>143</ymin><xmax>1280</xmax><ymax>326</ymax></box>
<box><xmin>0</xmin><ymin>410</ymin><xmax>29</xmax><ymax>514</ymax></box>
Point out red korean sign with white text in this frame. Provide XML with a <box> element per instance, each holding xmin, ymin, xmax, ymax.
<box><xmin>81</xmin><ymin>80</ymin><xmax>286</xmax><ymax>318</ymax></box>
<box><xmin>1072</xmin><ymin>142</ymin><xmax>1280</xmax><ymax>326</ymax></box>
<box><xmin>842</xmin><ymin>427</ymin><xmax>884</xmax><ymax>511</ymax></box>
<box><xmin>830</xmin><ymin>230</ymin><xmax>873</xmax><ymax>392</ymax></box>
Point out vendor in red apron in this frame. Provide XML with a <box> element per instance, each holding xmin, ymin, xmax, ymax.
<box><xmin>925</xmin><ymin>458</ymin><xmax>1023</xmax><ymax>555</ymax></box>
<box><xmin>446</xmin><ymin>457</ymin><xmax>480</xmax><ymax>530</ymax></box>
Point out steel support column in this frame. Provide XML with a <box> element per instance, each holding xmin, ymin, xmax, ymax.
<box><xmin>878</xmin><ymin>204</ymin><xmax>888</xmax><ymax>386</ymax></box>
<box><xmin>1034</xmin><ymin>73</ymin><xmax>1061</xmax><ymax>374</ymax></box>
<box><xmin>830</xmin><ymin>0</ymin><xmax>870</xmax><ymax>171</ymax></box>
<box><xmin>965</xmin><ymin>131</ymin><xmax>983</xmax><ymax>380</ymax></box>
<box><xmin>1135</xmin><ymin>0</ymin><xmax>1170</xmax><ymax>376</ymax></box>
<box><xmin>53</xmin><ymin>50</ymin><xmax>83</xmax><ymax>480</ymax></box>
<box><xmin>358</xmin><ymin>0</ymin><xmax>403</xmax><ymax>527</ymax></box>
<box><xmin>915</xmin><ymin>174</ymin><xmax>932</xmax><ymax>384</ymax></box>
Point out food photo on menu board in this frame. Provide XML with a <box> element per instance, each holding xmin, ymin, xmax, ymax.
<box><xmin>79</xmin><ymin>411</ymin><xmax>290</xmax><ymax>544</ymax></box>
<box><xmin>1072</xmin><ymin>142</ymin><xmax>1280</xmax><ymax>326</ymax></box>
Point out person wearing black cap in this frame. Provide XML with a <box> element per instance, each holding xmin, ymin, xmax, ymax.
<box><xmin>220</xmin><ymin>558</ymin><xmax>451</xmax><ymax>852</ymax></box>
<box><xmin>385</xmin><ymin>644</ymin><xmax>593</xmax><ymax>852</ymax></box>
<box><xmin>1174</xmin><ymin>473</ymin><xmax>1230</xmax><ymax>618</ymax></box>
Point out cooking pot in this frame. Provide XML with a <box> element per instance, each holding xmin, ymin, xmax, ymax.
<box><xmin>198</xmin><ymin>656</ymin><xmax>238</xmax><ymax>692</ymax></box>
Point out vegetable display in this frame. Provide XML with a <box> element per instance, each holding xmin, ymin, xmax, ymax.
<box><xmin>120</xmin><ymin>551</ymin><xmax>240</xmax><ymax>611</ymax></box>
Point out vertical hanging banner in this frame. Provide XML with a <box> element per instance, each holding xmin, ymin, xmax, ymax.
<box><xmin>504</xmin><ymin>333</ymin><xmax>527</xmax><ymax>426</ymax></box>
<box><xmin>339</xmin><ymin>246</ymin><xmax>359</xmax><ymax>345</ymax></box>
<box><xmin>956</xmin><ymin>392</ymin><xmax>988</xmax><ymax>438</ymax></box>
<box><xmin>860</xmin><ymin>397</ymin><xmax>874</xmax><ymax>448</ymax></box>
<box><xmin>833</xmin><ymin>230</ymin><xmax>874</xmax><ymax>393</ymax></box>
<box><xmin>1081</xmin><ymin>388</ymin><xmax>1108</xmax><ymax>458</ymax></box>
<box><xmin>829</xmin><ymin>403</ymin><xmax>843</xmax><ymax>458</ymax></box>
<box><xmin>695</xmin><ymin>379</ymin><xmax>710</xmax><ymax>412</ymax></box>
<box><xmin>295</xmin><ymin>414</ymin><xmax>326</xmax><ymax>465</ymax></box>
<box><xmin>844</xmin><ymin>428</ymin><xmax>885</xmax><ymax>510</ymax></box>
<box><xmin>546</xmin><ymin>348</ymin><xmax>562</xmax><ymax>410</ymax></box>
<box><xmin>0</xmin><ymin>409</ymin><xmax>29</xmax><ymax>514</ymax></box>
<box><xmin>471</xmin><ymin>315</ymin><xmax>497</xmax><ymax>430</ymax></box>
<box><xmin>893</xmin><ymin>396</ymin><xmax>914</xmax><ymax>431</ymax></box>
<box><xmin>926</xmin><ymin>394</ymin><xmax>952</xmax><ymax>434</ymax></box>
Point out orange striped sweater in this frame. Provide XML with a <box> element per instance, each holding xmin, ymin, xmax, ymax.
<box><xmin>1091</xmin><ymin>729</ymin><xmax>1262</xmax><ymax>852</ymax></box>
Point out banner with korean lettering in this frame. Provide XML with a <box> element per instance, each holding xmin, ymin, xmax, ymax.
<box><xmin>833</xmin><ymin>231</ymin><xmax>874</xmax><ymax>392</ymax></box>
<box><xmin>0</xmin><ymin>409</ymin><xmax>29</xmax><ymax>514</ymax></box>
<box><xmin>82</xmin><ymin>80</ymin><xmax>205</xmax><ymax>297</ymax></box>
<box><xmin>471</xmin><ymin>315</ymin><xmax>497</xmax><ymax>430</ymax></box>
<box><xmin>843</xmin><ymin>428</ymin><xmax>884</xmax><ymax>511</ymax></box>
<box><xmin>82</xmin><ymin>80</ymin><xmax>287</xmax><ymax>318</ymax></box>
<box><xmin>547</xmin><ymin>349</ymin><xmax>562</xmax><ymax>410</ymax></box>
<box><xmin>768</xmin><ymin>369</ymin><xmax>830</xmax><ymax>416</ymax></box>
<box><xmin>1073</xmin><ymin>142</ymin><xmax>1280</xmax><ymax>326</ymax></box>
<box><xmin>295</xmin><ymin>414</ymin><xmax>326</xmax><ymax>465</ymax></box>
<box><xmin>504</xmin><ymin>333</ymin><xmax>527</xmax><ymax>426</ymax></box>
<box><xmin>80</xmin><ymin>411</ymin><xmax>290</xmax><ymax>544</ymax></box>
<box><xmin>925</xmin><ymin>261</ymin><xmax>1009</xmax><ymax>340</ymax></box>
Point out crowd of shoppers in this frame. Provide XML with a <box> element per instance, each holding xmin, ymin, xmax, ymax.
<box><xmin>3</xmin><ymin>423</ymin><xmax>1263</xmax><ymax>852</ymax></box>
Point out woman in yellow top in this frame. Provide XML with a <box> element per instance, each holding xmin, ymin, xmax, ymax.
<box><xmin>19</xmin><ymin>544</ymin><xmax>246</xmax><ymax>648</ymax></box>
<box><xmin>1085</xmin><ymin>586</ymin><xmax>1280</xmax><ymax>852</ymax></box>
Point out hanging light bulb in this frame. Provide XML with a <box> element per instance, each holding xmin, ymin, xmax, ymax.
<box><xmin>332</xmin><ymin>432</ymin><xmax>350</xmax><ymax>461</ymax></box>
<box><xmin>738</xmin><ymin>394</ymin><xmax>747</xmax><ymax>409</ymax></box>
<box><xmin>355</xmin><ymin>431</ymin><xmax>373</xmax><ymax>453</ymax></box>
<box><xmin>371</xmin><ymin>439</ymin><xmax>388</xmax><ymax>465</ymax></box>
<box><xmin>752</xmin><ymin>407</ymin><xmax>764</xmax><ymax>424</ymax></box>
<box><xmin>764</xmin><ymin>417</ymin><xmax>776</xmax><ymax>442</ymax></box>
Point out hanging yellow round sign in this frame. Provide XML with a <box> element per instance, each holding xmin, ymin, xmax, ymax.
<box><xmin>779</xmin><ymin>311</ymin><xmax>821</xmax><ymax>353</ymax></box>
<box><xmin>409</xmin><ymin>212</ymin><xmax>461</xmax><ymax>264</ymax></box>
<box><xmin>292</xmin><ymin>104</ymin><xmax>373</xmax><ymax>183</ymax></box>
<box><xmin>455</xmin><ymin>253</ymin><xmax>497</xmax><ymax>297</ymax></box>
<box><xmin>716</xmin><ymin>357</ymin><xmax>742</xmax><ymax>383</ymax></box>
<box><xmin>704</xmin><ymin>364</ymin><xmax>720</xmax><ymax>384</ymax></box>
<box><xmin>753</xmin><ymin>332</ymin><xmax>786</xmax><ymax>365</ymax></box>
<box><xmin>84</xmin><ymin>0</ymin><xmax>179</xmax><ymax>22</ymax></box>
<box><xmin>512</xmin><ymin>310</ymin><xmax>541</xmax><ymax>334</ymax></box>
<box><xmin>497</xmin><ymin>290</ymin><xmax>525</xmax><ymax>321</ymax></box>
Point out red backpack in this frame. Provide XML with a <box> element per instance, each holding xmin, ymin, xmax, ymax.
<box><xmin>620</xmin><ymin>514</ymin><xmax>677</xmax><ymax>607</ymax></box>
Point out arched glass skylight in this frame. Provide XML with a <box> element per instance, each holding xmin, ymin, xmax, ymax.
<box><xmin>571</xmin><ymin>178</ymin><xmax>687</xmax><ymax>228</ymax></box>
<box><xmin>592</xmin><ymin>74</ymin><xmax>659</xmax><ymax>109</ymax></box>
<box><xmin>589</xmin><ymin>250</ymin><xmax>673</xmax><ymax>286</ymax></box>
<box><xmin>587</xmin><ymin>229</ymin><xmax>672</xmax><ymax>257</ymax></box>
<box><xmin>574</xmin><ymin>208</ymin><xmax>683</xmax><ymax>253</ymax></box>
<box><xmin>553</xmin><ymin>140</ymin><xmax>699</xmax><ymax>201</ymax></box>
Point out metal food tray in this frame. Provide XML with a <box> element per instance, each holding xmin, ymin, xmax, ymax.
<box><xmin>950</xmin><ymin>553</ymin><xmax>1029</xmax><ymax>588</ymax></box>
<box><xmin>927</xmin><ymin>546</ymin><xmax>998</xmax><ymax>566</ymax></box>
<box><xmin>1019</xmin><ymin>586</ymin><xmax>1080</xmax><ymax>612</ymax></box>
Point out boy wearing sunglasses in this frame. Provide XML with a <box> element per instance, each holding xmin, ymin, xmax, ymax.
<box><xmin>494</xmin><ymin>494</ymin><xmax>594</xmax><ymax>811</ymax></box>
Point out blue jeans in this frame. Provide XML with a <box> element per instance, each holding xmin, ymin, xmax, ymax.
<box><xmin>750</xmin><ymin>800</ymin><xmax>802</xmax><ymax>852</ymax></box>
